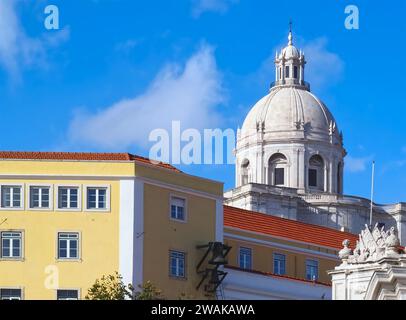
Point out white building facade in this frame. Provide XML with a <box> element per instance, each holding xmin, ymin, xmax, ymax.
<box><xmin>224</xmin><ymin>30</ymin><xmax>406</xmax><ymax>244</ymax></box>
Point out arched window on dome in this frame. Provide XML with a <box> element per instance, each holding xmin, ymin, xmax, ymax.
<box><xmin>308</xmin><ymin>155</ymin><xmax>325</xmax><ymax>192</ymax></box>
<box><xmin>294</xmin><ymin>66</ymin><xmax>298</xmax><ymax>79</ymax></box>
<box><xmin>285</xmin><ymin>66</ymin><xmax>290</xmax><ymax>78</ymax></box>
<box><xmin>268</xmin><ymin>153</ymin><xmax>288</xmax><ymax>187</ymax></box>
<box><xmin>241</xmin><ymin>159</ymin><xmax>250</xmax><ymax>186</ymax></box>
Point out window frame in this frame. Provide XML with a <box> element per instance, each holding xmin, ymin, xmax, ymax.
<box><xmin>56</xmin><ymin>288</ymin><xmax>80</xmax><ymax>300</ymax></box>
<box><xmin>0</xmin><ymin>230</ymin><xmax>24</xmax><ymax>261</ymax></box>
<box><xmin>305</xmin><ymin>258</ymin><xmax>319</xmax><ymax>281</ymax></box>
<box><xmin>0</xmin><ymin>183</ymin><xmax>24</xmax><ymax>210</ymax></box>
<box><xmin>84</xmin><ymin>185</ymin><xmax>110</xmax><ymax>212</ymax></box>
<box><xmin>0</xmin><ymin>287</ymin><xmax>23</xmax><ymax>300</ymax></box>
<box><xmin>273</xmin><ymin>253</ymin><xmax>286</xmax><ymax>276</ymax></box>
<box><xmin>238</xmin><ymin>246</ymin><xmax>253</xmax><ymax>270</ymax></box>
<box><xmin>169</xmin><ymin>250</ymin><xmax>187</xmax><ymax>280</ymax></box>
<box><xmin>57</xmin><ymin>231</ymin><xmax>81</xmax><ymax>261</ymax></box>
<box><xmin>285</xmin><ymin>65</ymin><xmax>290</xmax><ymax>78</ymax></box>
<box><xmin>56</xmin><ymin>185</ymin><xmax>82</xmax><ymax>212</ymax></box>
<box><xmin>274</xmin><ymin>167</ymin><xmax>285</xmax><ymax>186</ymax></box>
<box><xmin>169</xmin><ymin>195</ymin><xmax>187</xmax><ymax>223</ymax></box>
<box><xmin>27</xmin><ymin>184</ymin><xmax>53</xmax><ymax>211</ymax></box>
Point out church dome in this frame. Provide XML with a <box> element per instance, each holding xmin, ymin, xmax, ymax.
<box><xmin>240</xmin><ymin>86</ymin><xmax>339</xmax><ymax>142</ymax></box>
<box><xmin>239</xmin><ymin>27</ymin><xmax>341</xmax><ymax>145</ymax></box>
<box><xmin>281</xmin><ymin>45</ymin><xmax>300</xmax><ymax>59</ymax></box>
<box><xmin>235</xmin><ymin>25</ymin><xmax>346</xmax><ymax>195</ymax></box>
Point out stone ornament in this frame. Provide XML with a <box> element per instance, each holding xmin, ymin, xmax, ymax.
<box><xmin>338</xmin><ymin>239</ymin><xmax>352</xmax><ymax>260</ymax></box>
<box><xmin>340</xmin><ymin>224</ymin><xmax>403</xmax><ymax>264</ymax></box>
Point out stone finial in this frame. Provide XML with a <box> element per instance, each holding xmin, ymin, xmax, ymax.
<box><xmin>339</xmin><ymin>239</ymin><xmax>353</xmax><ymax>261</ymax></box>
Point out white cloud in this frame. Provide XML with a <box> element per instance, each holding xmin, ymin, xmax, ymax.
<box><xmin>0</xmin><ymin>0</ymin><xmax>69</xmax><ymax>82</ymax></box>
<box><xmin>191</xmin><ymin>0</ymin><xmax>238</xmax><ymax>18</ymax></box>
<box><xmin>68</xmin><ymin>45</ymin><xmax>226</xmax><ymax>150</ymax></box>
<box><xmin>346</xmin><ymin>156</ymin><xmax>374</xmax><ymax>173</ymax></box>
<box><xmin>303</xmin><ymin>38</ymin><xmax>344</xmax><ymax>91</ymax></box>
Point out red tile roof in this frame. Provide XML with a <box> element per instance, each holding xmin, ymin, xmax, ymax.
<box><xmin>0</xmin><ymin>151</ymin><xmax>180</xmax><ymax>172</ymax></box>
<box><xmin>225</xmin><ymin>265</ymin><xmax>331</xmax><ymax>287</ymax></box>
<box><xmin>224</xmin><ymin>205</ymin><xmax>358</xmax><ymax>250</ymax></box>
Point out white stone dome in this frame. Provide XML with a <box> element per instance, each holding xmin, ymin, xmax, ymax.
<box><xmin>281</xmin><ymin>44</ymin><xmax>300</xmax><ymax>59</ymax></box>
<box><xmin>240</xmin><ymin>86</ymin><xmax>339</xmax><ymax>142</ymax></box>
<box><xmin>235</xmin><ymin>27</ymin><xmax>345</xmax><ymax>195</ymax></box>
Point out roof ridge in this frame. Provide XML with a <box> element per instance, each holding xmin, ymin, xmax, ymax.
<box><xmin>0</xmin><ymin>151</ymin><xmax>179</xmax><ymax>172</ymax></box>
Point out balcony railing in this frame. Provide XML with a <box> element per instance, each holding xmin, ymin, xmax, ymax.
<box><xmin>270</xmin><ymin>80</ymin><xmax>310</xmax><ymax>91</ymax></box>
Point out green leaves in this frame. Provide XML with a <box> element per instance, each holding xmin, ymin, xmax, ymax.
<box><xmin>85</xmin><ymin>272</ymin><xmax>163</xmax><ymax>300</ymax></box>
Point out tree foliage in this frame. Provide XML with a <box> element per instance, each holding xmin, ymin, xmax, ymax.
<box><xmin>134</xmin><ymin>281</ymin><xmax>163</xmax><ymax>300</ymax></box>
<box><xmin>85</xmin><ymin>272</ymin><xmax>163</xmax><ymax>300</ymax></box>
<box><xmin>85</xmin><ymin>272</ymin><xmax>133</xmax><ymax>300</ymax></box>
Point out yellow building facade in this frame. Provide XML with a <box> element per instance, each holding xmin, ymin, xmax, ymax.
<box><xmin>0</xmin><ymin>152</ymin><xmax>223</xmax><ymax>300</ymax></box>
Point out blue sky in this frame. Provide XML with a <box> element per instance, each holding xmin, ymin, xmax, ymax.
<box><xmin>0</xmin><ymin>0</ymin><xmax>405</xmax><ymax>204</ymax></box>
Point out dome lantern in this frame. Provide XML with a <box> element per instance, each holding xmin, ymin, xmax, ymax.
<box><xmin>274</xmin><ymin>24</ymin><xmax>307</xmax><ymax>90</ymax></box>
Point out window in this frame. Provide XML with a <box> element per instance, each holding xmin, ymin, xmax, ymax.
<box><xmin>169</xmin><ymin>250</ymin><xmax>185</xmax><ymax>278</ymax></box>
<box><xmin>285</xmin><ymin>66</ymin><xmax>290</xmax><ymax>78</ymax></box>
<box><xmin>1</xmin><ymin>232</ymin><xmax>22</xmax><ymax>259</ymax></box>
<box><xmin>306</xmin><ymin>259</ymin><xmax>319</xmax><ymax>281</ymax></box>
<box><xmin>308</xmin><ymin>169</ymin><xmax>318</xmax><ymax>187</ymax></box>
<box><xmin>269</xmin><ymin>153</ymin><xmax>287</xmax><ymax>187</ymax></box>
<box><xmin>58</xmin><ymin>187</ymin><xmax>79</xmax><ymax>210</ymax></box>
<box><xmin>308</xmin><ymin>155</ymin><xmax>324</xmax><ymax>191</ymax></box>
<box><xmin>0</xmin><ymin>288</ymin><xmax>21</xmax><ymax>300</ymax></box>
<box><xmin>274</xmin><ymin>168</ymin><xmax>285</xmax><ymax>186</ymax></box>
<box><xmin>57</xmin><ymin>289</ymin><xmax>79</xmax><ymax>300</ymax></box>
<box><xmin>241</xmin><ymin>159</ymin><xmax>250</xmax><ymax>186</ymax></box>
<box><xmin>294</xmin><ymin>66</ymin><xmax>298</xmax><ymax>79</ymax></box>
<box><xmin>273</xmin><ymin>253</ymin><xmax>286</xmax><ymax>275</ymax></box>
<box><xmin>170</xmin><ymin>197</ymin><xmax>186</xmax><ymax>221</ymax></box>
<box><xmin>239</xmin><ymin>247</ymin><xmax>252</xmax><ymax>270</ymax></box>
<box><xmin>58</xmin><ymin>233</ymin><xmax>79</xmax><ymax>260</ymax></box>
<box><xmin>30</xmin><ymin>186</ymin><xmax>51</xmax><ymax>209</ymax></box>
<box><xmin>1</xmin><ymin>186</ymin><xmax>22</xmax><ymax>209</ymax></box>
<box><xmin>86</xmin><ymin>187</ymin><xmax>107</xmax><ymax>210</ymax></box>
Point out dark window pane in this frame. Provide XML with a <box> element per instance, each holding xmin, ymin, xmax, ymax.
<box><xmin>57</xmin><ymin>290</ymin><xmax>78</xmax><ymax>300</ymax></box>
<box><xmin>0</xmin><ymin>289</ymin><xmax>21</xmax><ymax>300</ymax></box>
<box><xmin>12</xmin><ymin>239</ymin><xmax>20</xmax><ymax>257</ymax></box>
<box><xmin>294</xmin><ymin>66</ymin><xmax>298</xmax><ymax>79</ymax></box>
<box><xmin>274</xmin><ymin>168</ymin><xmax>285</xmax><ymax>186</ymax></box>
<box><xmin>309</xmin><ymin>169</ymin><xmax>318</xmax><ymax>187</ymax></box>
<box><xmin>2</xmin><ymin>239</ymin><xmax>10</xmax><ymax>257</ymax></box>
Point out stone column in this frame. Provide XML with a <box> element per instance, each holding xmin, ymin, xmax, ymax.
<box><xmin>300</xmin><ymin>65</ymin><xmax>304</xmax><ymax>84</ymax></box>
<box><xmin>298</xmin><ymin>148</ymin><xmax>306</xmax><ymax>192</ymax></box>
<box><xmin>329</xmin><ymin>159</ymin><xmax>334</xmax><ymax>193</ymax></box>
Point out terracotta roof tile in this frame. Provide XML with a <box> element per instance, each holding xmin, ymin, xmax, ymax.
<box><xmin>0</xmin><ymin>151</ymin><xmax>180</xmax><ymax>172</ymax></box>
<box><xmin>224</xmin><ymin>205</ymin><xmax>358</xmax><ymax>250</ymax></box>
